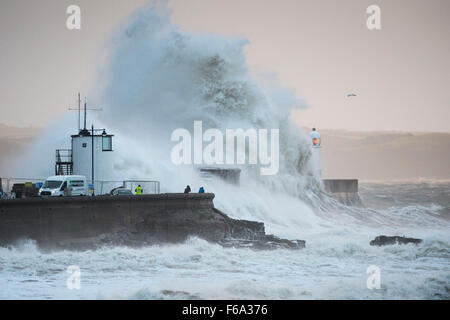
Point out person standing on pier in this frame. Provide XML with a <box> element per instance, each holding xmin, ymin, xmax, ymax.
<box><xmin>135</xmin><ymin>185</ymin><xmax>143</xmax><ymax>195</ymax></box>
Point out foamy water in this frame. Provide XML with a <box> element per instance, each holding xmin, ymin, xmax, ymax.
<box><xmin>0</xmin><ymin>182</ymin><xmax>449</xmax><ymax>300</ymax></box>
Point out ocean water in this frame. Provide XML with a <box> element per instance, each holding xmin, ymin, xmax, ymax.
<box><xmin>0</xmin><ymin>181</ymin><xmax>448</xmax><ymax>300</ymax></box>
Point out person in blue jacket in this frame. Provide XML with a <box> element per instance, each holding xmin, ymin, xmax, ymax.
<box><xmin>198</xmin><ymin>187</ymin><xmax>205</xmax><ymax>194</ymax></box>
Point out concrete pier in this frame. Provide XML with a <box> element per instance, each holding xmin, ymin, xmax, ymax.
<box><xmin>199</xmin><ymin>167</ymin><xmax>241</xmax><ymax>184</ymax></box>
<box><xmin>323</xmin><ymin>179</ymin><xmax>358</xmax><ymax>193</ymax></box>
<box><xmin>0</xmin><ymin>193</ymin><xmax>304</xmax><ymax>250</ymax></box>
<box><xmin>322</xmin><ymin>179</ymin><xmax>361</xmax><ymax>206</ymax></box>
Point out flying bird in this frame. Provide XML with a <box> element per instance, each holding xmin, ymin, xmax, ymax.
<box><xmin>347</xmin><ymin>93</ymin><xmax>357</xmax><ymax>97</ymax></box>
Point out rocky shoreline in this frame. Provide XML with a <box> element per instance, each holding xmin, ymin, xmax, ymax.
<box><xmin>370</xmin><ymin>235</ymin><xmax>423</xmax><ymax>246</ymax></box>
<box><xmin>52</xmin><ymin>208</ymin><xmax>306</xmax><ymax>251</ymax></box>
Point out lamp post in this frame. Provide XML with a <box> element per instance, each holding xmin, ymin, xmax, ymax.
<box><xmin>91</xmin><ymin>124</ymin><xmax>95</xmax><ymax>196</ymax></box>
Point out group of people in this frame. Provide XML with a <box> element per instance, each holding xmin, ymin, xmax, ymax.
<box><xmin>184</xmin><ymin>185</ymin><xmax>205</xmax><ymax>194</ymax></box>
<box><xmin>134</xmin><ymin>184</ymin><xmax>206</xmax><ymax>195</ymax></box>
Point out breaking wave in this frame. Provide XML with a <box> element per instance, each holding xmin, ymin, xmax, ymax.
<box><xmin>85</xmin><ymin>1</ymin><xmax>340</xmax><ymax>239</ymax></box>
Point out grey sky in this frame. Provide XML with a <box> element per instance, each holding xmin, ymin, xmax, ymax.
<box><xmin>0</xmin><ymin>0</ymin><xmax>449</xmax><ymax>132</ymax></box>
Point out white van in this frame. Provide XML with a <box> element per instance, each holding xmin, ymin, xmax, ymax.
<box><xmin>39</xmin><ymin>175</ymin><xmax>88</xmax><ymax>197</ymax></box>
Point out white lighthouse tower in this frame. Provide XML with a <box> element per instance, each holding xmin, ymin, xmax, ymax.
<box><xmin>71</xmin><ymin>126</ymin><xmax>114</xmax><ymax>182</ymax></box>
<box><xmin>309</xmin><ymin>128</ymin><xmax>322</xmax><ymax>177</ymax></box>
<box><xmin>55</xmin><ymin>95</ymin><xmax>114</xmax><ymax>193</ymax></box>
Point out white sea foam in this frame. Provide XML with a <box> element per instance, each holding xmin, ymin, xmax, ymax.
<box><xmin>0</xmin><ymin>234</ymin><xmax>448</xmax><ymax>300</ymax></box>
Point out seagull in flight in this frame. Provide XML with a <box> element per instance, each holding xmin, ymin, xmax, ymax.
<box><xmin>347</xmin><ymin>93</ymin><xmax>357</xmax><ymax>97</ymax></box>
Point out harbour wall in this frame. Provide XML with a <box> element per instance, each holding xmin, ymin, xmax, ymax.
<box><xmin>323</xmin><ymin>179</ymin><xmax>358</xmax><ymax>193</ymax></box>
<box><xmin>0</xmin><ymin>193</ymin><xmax>259</xmax><ymax>249</ymax></box>
<box><xmin>322</xmin><ymin>179</ymin><xmax>361</xmax><ymax>206</ymax></box>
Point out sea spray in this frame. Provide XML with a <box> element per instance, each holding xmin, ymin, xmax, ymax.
<box><xmin>84</xmin><ymin>2</ymin><xmax>327</xmax><ymax>238</ymax></box>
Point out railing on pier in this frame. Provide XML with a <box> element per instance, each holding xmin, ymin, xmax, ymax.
<box><xmin>0</xmin><ymin>177</ymin><xmax>161</xmax><ymax>198</ymax></box>
<box><xmin>123</xmin><ymin>180</ymin><xmax>160</xmax><ymax>195</ymax></box>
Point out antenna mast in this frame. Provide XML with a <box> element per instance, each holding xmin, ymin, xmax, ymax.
<box><xmin>82</xmin><ymin>97</ymin><xmax>102</xmax><ymax>133</ymax></box>
<box><xmin>69</xmin><ymin>93</ymin><xmax>102</xmax><ymax>134</ymax></box>
<box><xmin>68</xmin><ymin>92</ymin><xmax>83</xmax><ymax>133</ymax></box>
<box><xmin>84</xmin><ymin>98</ymin><xmax>87</xmax><ymax>131</ymax></box>
<box><xmin>77</xmin><ymin>93</ymin><xmax>81</xmax><ymax>132</ymax></box>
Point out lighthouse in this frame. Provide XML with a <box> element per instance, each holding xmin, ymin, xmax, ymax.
<box><xmin>71</xmin><ymin>126</ymin><xmax>114</xmax><ymax>182</ymax></box>
<box><xmin>55</xmin><ymin>95</ymin><xmax>114</xmax><ymax>191</ymax></box>
<box><xmin>309</xmin><ymin>128</ymin><xmax>322</xmax><ymax>177</ymax></box>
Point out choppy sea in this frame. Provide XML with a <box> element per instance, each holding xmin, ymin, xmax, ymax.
<box><xmin>0</xmin><ymin>181</ymin><xmax>448</xmax><ymax>300</ymax></box>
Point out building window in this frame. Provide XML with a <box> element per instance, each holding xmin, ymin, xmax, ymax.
<box><xmin>82</xmin><ymin>143</ymin><xmax>87</xmax><ymax>148</ymax></box>
<box><xmin>102</xmin><ymin>136</ymin><xmax>112</xmax><ymax>151</ymax></box>
<box><xmin>69</xmin><ymin>180</ymin><xmax>84</xmax><ymax>187</ymax></box>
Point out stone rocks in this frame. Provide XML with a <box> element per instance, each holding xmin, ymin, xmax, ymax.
<box><xmin>95</xmin><ymin>208</ymin><xmax>305</xmax><ymax>251</ymax></box>
<box><xmin>370</xmin><ymin>235</ymin><xmax>423</xmax><ymax>246</ymax></box>
<box><xmin>213</xmin><ymin>208</ymin><xmax>305</xmax><ymax>250</ymax></box>
<box><xmin>219</xmin><ymin>233</ymin><xmax>305</xmax><ymax>250</ymax></box>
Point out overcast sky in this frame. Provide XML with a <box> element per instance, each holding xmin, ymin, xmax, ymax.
<box><xmin>0</xmin><ymin>0</ymin><xmax>449</xmax><ymax>132</ymax></box>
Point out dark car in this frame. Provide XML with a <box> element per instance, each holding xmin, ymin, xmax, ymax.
<box><xmin>110</xmin><ymin>187</ymin><xmax>133</xmax><ymax>196</ymax></box>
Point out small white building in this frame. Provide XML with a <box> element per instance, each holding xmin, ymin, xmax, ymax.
<box><xmin>72</xmin><ymin>128</ymin><xmax>114</xmax><ymax>181</ymax></box>
<box><xmin>56</xmin><ymin>127</ymin><xmax>114</xmax><ymax>185</ymax></box>
<box><xmin>53</xmin><ymin>94</ymin><xmax>161</xmax><ymax>195</ymax></box>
